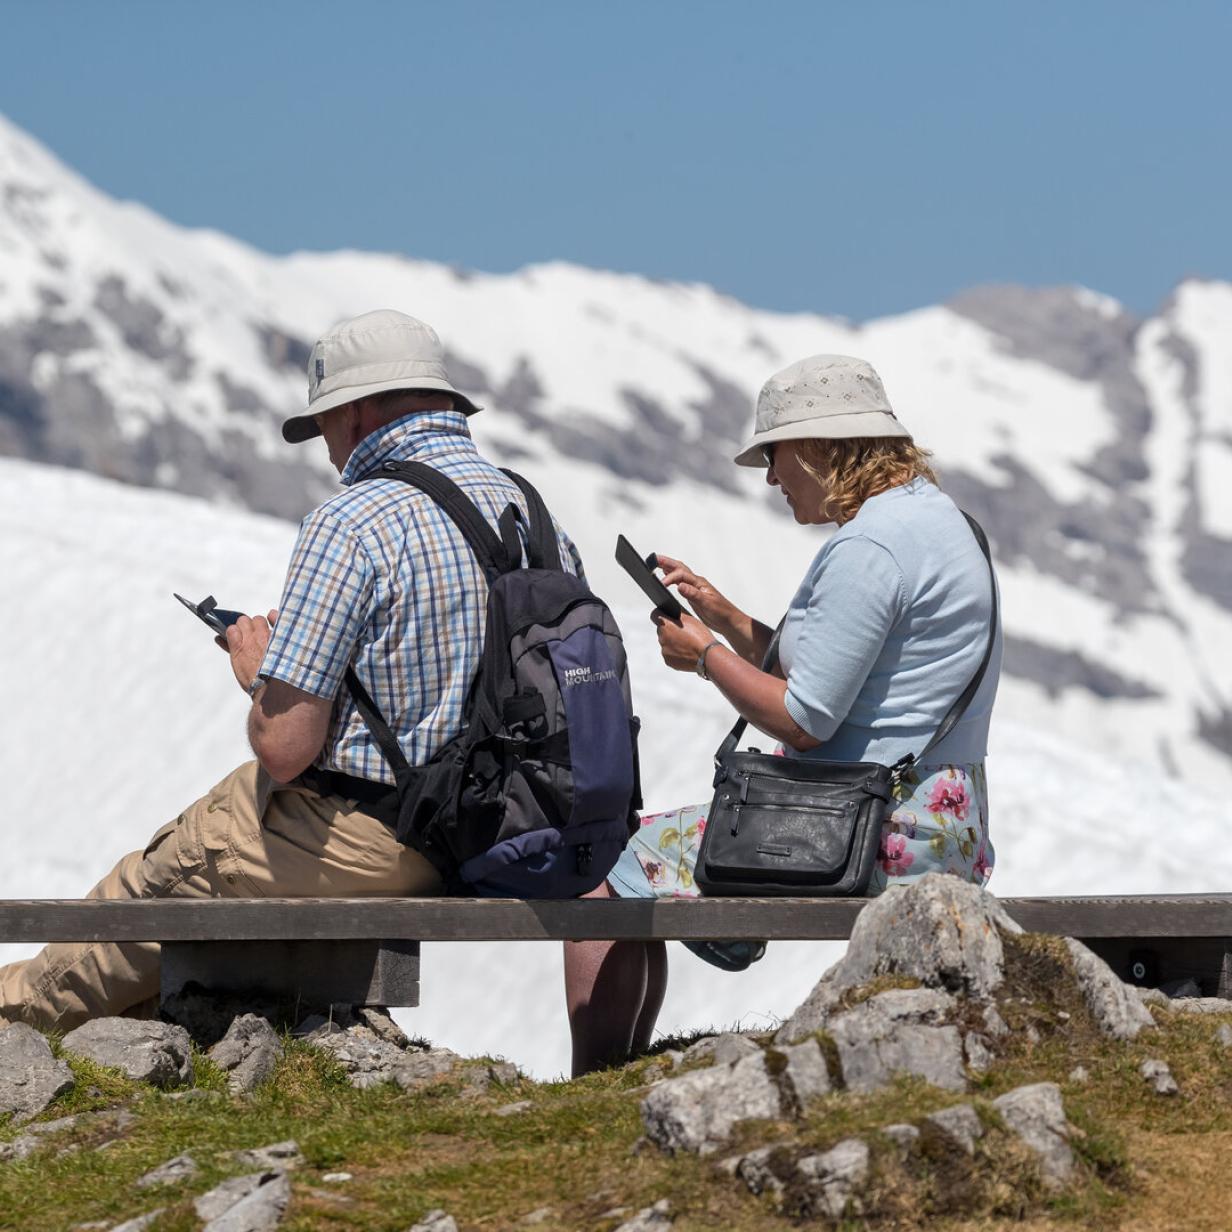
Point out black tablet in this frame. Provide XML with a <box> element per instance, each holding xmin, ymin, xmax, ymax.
<box><xmin>174</xmin><ymin>593</ymin><xmax>245</xmax><ymax>636</ymax></box>
<box><xmin>614</xmin><ymin>535</ymin><xmax>683</xmax><ymax>621</ymax></box>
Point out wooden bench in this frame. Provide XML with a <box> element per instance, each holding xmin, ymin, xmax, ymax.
<box><xmin>3</xmin><ymin>896</ymin><xmax>1231</xmax><ymax>1010</ymax></box>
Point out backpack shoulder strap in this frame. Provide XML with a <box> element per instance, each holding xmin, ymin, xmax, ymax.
<box><xmin>501</xmin><ymin>469</ymin><xmax>564</xmax><ymax>572</ymax></box>
<box><xmin>378</xmin><ymin>459</ymin><xmax>515</xmax><ymax>581</ymax></box>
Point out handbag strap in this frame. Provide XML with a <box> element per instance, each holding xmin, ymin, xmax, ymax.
<box><xmin>713</xmin><ymin>512</ymin><xmax>997</xmax><ymax>785</ymax></box>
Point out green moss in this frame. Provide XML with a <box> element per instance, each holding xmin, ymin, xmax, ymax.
<box><xmin>839</xmin><ymin>973</ymin><xmax>923</xmax><ymax>1009</ymax></box>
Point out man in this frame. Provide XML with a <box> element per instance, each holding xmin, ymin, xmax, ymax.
<box><xmin>0</xmin><ymin>308</ymin><xmax>582</xmax><ymax>1030</ymax></box>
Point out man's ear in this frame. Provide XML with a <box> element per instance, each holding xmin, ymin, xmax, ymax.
<box><xmin>345</xmin><ymin>400</ymin><xmax>366</xmax><ymax>448</ymax></box>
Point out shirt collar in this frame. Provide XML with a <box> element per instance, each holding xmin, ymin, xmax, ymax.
<box><xmin>340</xmin><ymin>410</ymin><xmax>477</xmax><ymax>486</ymax></box>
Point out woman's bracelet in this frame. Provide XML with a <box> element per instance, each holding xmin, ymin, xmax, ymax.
<box><xmin>696</xmin><ymin>639</ymin><xmax>724</xmax><ymax>681</ymax></box>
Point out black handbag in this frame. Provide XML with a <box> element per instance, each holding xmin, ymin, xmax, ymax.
<box><xmin>694</xmin><ymin>513</ymin><xmax>997</xmax><ymax>898</ymax></box>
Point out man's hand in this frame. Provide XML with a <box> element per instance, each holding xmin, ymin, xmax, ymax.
<box><xmin>653</xmin><ymin>610</ymin><xmax>719</xmax><ymax>673</ymax></box>
<box><xmin>222</xmin><ymin>610</ymin><xmax>279</xmax><ymax>695</ymax></box>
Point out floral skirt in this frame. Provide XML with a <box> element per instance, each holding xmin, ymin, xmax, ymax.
<box><xmin>607</xmin><ymin>762</ymin><xmax>994</xmax><ymax>900</ymax></box>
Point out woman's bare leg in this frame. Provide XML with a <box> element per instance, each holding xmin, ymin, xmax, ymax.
<box><xmin>631</xmin><ymin>940</ymin><xmax>668</xmax><ymax>1055</ymax></box>
<box><xmin>563</xmin><ymin>882</ymin><xmax>670</xmax><ymax>1076</ymax></box>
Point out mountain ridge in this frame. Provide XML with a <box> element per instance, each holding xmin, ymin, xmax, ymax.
<box><xmin>1</xmin><ymin>108</ymin><xmax>1230</xmax><ymax>800</ymax></box>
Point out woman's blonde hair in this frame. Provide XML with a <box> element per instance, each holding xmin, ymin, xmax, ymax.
<box><xmin>795</xmin><ymin>436</ymin><xmax>938</xmax><ymax>525</ymax></box>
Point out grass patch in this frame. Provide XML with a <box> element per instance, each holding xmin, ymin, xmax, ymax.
<box><xmin>7</xmin><ymin>969</ymin><xmax>1232</xmax><ymax>1230</ymax></box>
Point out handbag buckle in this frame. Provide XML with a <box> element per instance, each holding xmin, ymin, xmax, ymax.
<box><xmin>889</xmin><ymin>754</ymin><xmax>915</xmax><ymax>788</ymax></box>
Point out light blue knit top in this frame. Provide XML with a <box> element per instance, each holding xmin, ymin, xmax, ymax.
<box><xmin>778</xmin><ymin>477</ymin><xmax>1002</xmax><ymax>766</ymax></box>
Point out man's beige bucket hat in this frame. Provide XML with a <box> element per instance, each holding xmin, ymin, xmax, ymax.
<box><xmin>734</xmin><ymin>354</ymin><xmax>910</xmax><ymax>467</ymax></box>
<box><xmin>282</xmin><ymin>308</ymin><xmax>482</xmax><ymax>444</ymax></box>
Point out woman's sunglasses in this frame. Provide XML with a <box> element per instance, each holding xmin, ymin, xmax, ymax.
<box><xmin>760</xmin><ymin>442</ymin><xmax>777</xmax><ymax>468</ymax></box>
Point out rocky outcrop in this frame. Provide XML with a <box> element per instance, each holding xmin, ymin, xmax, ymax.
<box><xmin>827</xmin><ymin>988</ymin><xmax>966</xmax><ymax>1094</ymax></box>
<box><xmin>61</xmin><ymin>1018</ymin><xmax>193</xmax><ymax>1089</ymax></box>
<box><xmin>778</xmin><ymin>873</ymin><xmax>1019</xmax><ymax>1044</ymax></box>
<box><xmin>0</xmin><ymin>1022</ymin><xmax>74</xmax><ymax>1123</ymax></box>
<box><xmin>641</xmin><ymin>1052</ymin><xmax>782</xmax><ymax>1156</ymax></box>
<box><xmin>1063</xmin><ymin>938</ymin><xmax>1155</xmax><ymax>1041</ymax></box>
<box><xmin>208</xmin><ymin>1014</ymin><xmax>284</xmax><ymax>1094</ymax></box>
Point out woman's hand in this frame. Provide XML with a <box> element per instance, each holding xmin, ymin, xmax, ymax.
<box><xmin>654</xmin><ymin>554</ymin><xmax>738</xmax><ymax>635</ymax></box>
<box><xmin>654</xmin><ymin>610</ymin><xmax>719</xmax><ymax>673</ymax></box>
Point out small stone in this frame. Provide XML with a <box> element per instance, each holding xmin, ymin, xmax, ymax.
<box><xmin>355</xmin><ymin>1006</ymin><xmax>411</xmax><ymax>1048</ymax></box>
<box><xmin>982</xmin><ymin>1004</ymin><xmax>1009</xmax><ymax>1036</ymax></box>
<box><xmin>1056</xmin><ymin>1010</ymin><xmax>1070</xmax><ymax>1022</ymax></box>
<box><xmin>70</xmin><ymin>1222</ymin><xmax>112</xmax><ymax>1230</ymax></box>
<box><xmin>1025</xmin><ymin>1024</ymin><xmax>1041</xmax><ymax>1045</ymax></box>
<box><xmin>1068</xmin><ymin>1065</ymin><xmax>1090</xmax><ymax>1084</ymax></box>
<box><xmin>0</xmin><ymin>1022</ymin><xmax>75</xmax><ymax>1123</ymax></box>
<box><xmin>1141</xmin><ymin>1058</ymin><xmax>1179</xmax><ymax>1096</ymax></box>
<box><xmin>964</xmin><ymin>1032</ymin><xmax>994</xmax><ymax>1073</ymax></box>
<box><xmin>1137</xmin><ymin>986</ymin><xmax>1170</xmax><ymax>1007</ymax></box>
<box><xmin>61</xmin><ymin>1018</ymin><xmax>193</xmax><ymax>1089</ymax></box>
<box><xmin>230</xmin><ymin>1139</ymin><xmax>305</xmax><ymax>1170</ymax></box>
<box><xmin>682</xmin><ymin>1033</ymin><xmax>760</xmax><ymax>1066</ymax></box>
<box><xmin>136</xmin><ymin>1151</ymin><xmax>199</xmax><ymax>1188</ymax></box>
<box><xmin>26</xmin><ymin>1113</ymin><xmax>81</xmax><ymax>1137</ymax></box>
<box><xmin>522</xmin><ymin>1207</ymin><xmax>553</xmax><ymax>1224</ymax></box>
<box><xmin>661</xmin><ymin>1050</ymin><xmax>684</xmax><ymax>1069</ymax></box>
<box><xmin>201</xmin><ymin>1170</ymin><xmax>291</xmax><ymax>1231</ymax></box>
<box><xmin>779</xmin><ymin>1039</ymin><xmax>831</xmax><ymax>1105</ymax></box>
<box><xmin>111</xmin><ymin>1211</ymin><xmax>166</xmax><ymax>1232</ymax></box>
<box><xmin>732</xmin><ymin>1146</ymin><xmax>785</xmax><ymax>1198</ymax></box>
<box><xmin>394</xmin><ymin>1047</ymin><xmax>463</xmax><ymax>1090</ymax></box>
<box><xmin>613</xmin><ymin>1198</ymin><xmax>672</xmax><ymax>1231</ymax></box>
<box><xmin>194</xmin><ymin>1174</ymin><xmax>267</xmax><ymax>1221</ymax></box>
<box><xmin>462</xmin><ymin>1059</ymin><xmax>521</xmax><ymax>1095</ymax></box>
<box><xmin>926</xmin><ymin>1104</ymin><xmax>983</xmax><ymax>1154</ymax></box>
<box><xmin>992</xmin><ymin>1082</ymin><xmax>1074</xmax><ymax>1189</ymax></box>
<box><xmin>322</xmin><ymin>1172</ymin><xmax>353</xmax><ymax>1183</ymax></box>
<box><xmin>1216</xmin><ymin>1023</ymin><xmax>1232</xmax><ymax>1047</ymax></box>
<box><xmin>494</xmin><ymin>1099</ymin><xmax>533</xmax><ymax>1117</ymax></box>
<box><xmin>0</xmin><ymin>1133</ymin><xmax>42</xmax><ymax>1162</ymax></box>
<box><xmin>641</xmin><ymin>1052</ymin><xmax>782</xmax><ymax>1155</ymax></box>
<box><xmin>796</xmin><ymin>1138</ymin><xmax>870</xmax><ymax>1219</ymax></box>
<box><xmin>409</xmin><ymin>1212</ymin><xmax>458</xmax><ymax>1232</ymax></box>
<box><xmin>208</xmin><ymin>1014</ymin><xmax>284</xmax><ymax>1094</ymax></box>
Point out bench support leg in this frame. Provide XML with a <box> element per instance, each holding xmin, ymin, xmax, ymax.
<box><xmin>159</xmin><ymin>939</ymin><xmax>420</xmax><ymax>1010</ymax></box>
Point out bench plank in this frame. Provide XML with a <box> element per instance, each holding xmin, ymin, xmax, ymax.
<box><xmin>2</xmin><ymin>895</ymin><xmax>1230</xmax><ymax>943</ymax></box>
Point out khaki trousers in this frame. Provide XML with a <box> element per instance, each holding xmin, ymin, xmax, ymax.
<box><xmin>0</xmin><ymin>761</ymin><xmax>441</xmax><ymax>1032</ymax></box>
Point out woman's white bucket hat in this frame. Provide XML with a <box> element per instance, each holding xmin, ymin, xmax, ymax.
<box><xmin>733</xmin><ymin>354</ymin><xmax>910</xmax><ymax>467</ymax></box>
<box><xmin>282</xmin><ymin>308</ymin><xmax>482</xmax><ymax>444</ymax></box>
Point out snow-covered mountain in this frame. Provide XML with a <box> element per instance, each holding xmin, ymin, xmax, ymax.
<box><xmin>2</xmin><ymin>112</ymin><xmax>1229</xmax><ymax>796</ymax></box>
<box><xmin>1</xmin><ymin>111</ymin><xmax>1231</xmax><ymax>1074</ymax></box>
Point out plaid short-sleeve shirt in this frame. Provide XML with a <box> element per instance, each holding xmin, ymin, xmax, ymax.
<box><xmin>258</xmin><ymin>410</ymin><xmax>584</xmax><ymax>784</ymax></box>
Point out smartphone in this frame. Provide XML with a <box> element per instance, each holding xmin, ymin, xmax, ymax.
<box><xmin>173</xmin><ymin>593</ymin><xmax>245</xmax><ymax>636</ymax></box>
<box><xmin>614</xmin><ymin>535</ymin><xmax>683</xmax><ymax>621</ymax></box>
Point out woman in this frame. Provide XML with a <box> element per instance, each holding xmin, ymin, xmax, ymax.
<box><xmin>564</xmin><ymin>354</ymin><xmax>1002</xmax><ymax>1075</ymax></box>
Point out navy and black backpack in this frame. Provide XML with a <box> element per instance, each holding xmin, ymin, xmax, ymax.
<box><xmin>344</xmin><ymin>459</ymin><xmax>641</xmax><ymax>898</ymax></box>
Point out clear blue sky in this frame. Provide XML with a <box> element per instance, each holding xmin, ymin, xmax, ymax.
<box><xmin>4</xmin><ymin>0</ymin><xmax>1229</xmax><ymax>320</ymax></box>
